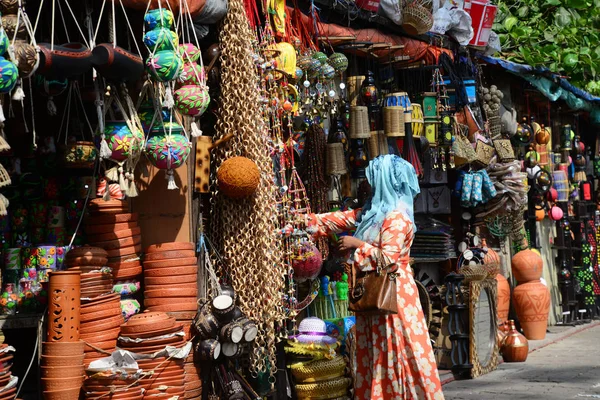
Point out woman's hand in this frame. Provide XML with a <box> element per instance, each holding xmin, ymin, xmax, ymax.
<box><xmin>337</xmin><ymin>236</ymin><xmax>365</xmax><ymax>252</ymax></box>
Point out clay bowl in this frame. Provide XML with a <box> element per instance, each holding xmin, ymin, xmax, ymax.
<box><xmin>80</xmin><ymin>307</ymin><xmax>121</xmax><ymax>322</ymax></box>
<box><xmin>112</xmin><ymin>266</ymin><xmax>143</xmax><ymax>280</ymax></box>
<box><xmin>120</xmin><ymin>312</ymin><xmax>175</xmax><ymax>335</ymax></box>
<box><xmin>85</xmin><ymin>213</ymin><xmax>138</xmax><ymax>225</ymax></box>
<box><xmin>137</xmin><ymin>357</ymin><xmax>183</xmax><ymax>370</ymax></box>
<box><xmin>106</xmin><ymin>244</ymin><xmax>142</xmax><ymax>258</ymax></box>
<box><xmin>127</xmin><ymin>339</ymin><xmax>187</xmax><ymax>354</ymax></box>
<box><xmin>145</xmin><ymin>289</ymin><xmax>198</xmax><ymax>299</ymax></box>
<box><xmin>80</xmin><ymin>279</ymin><xmax>113</xmax><ymax>289</ymax></box>
<box><xmin>84</xmin><ymin>222</ymin><xmax>138</xmax><ymax>235</ymax></box>
<box><xmin>84</xmin><ymin>340</ymin><xmax>117</xmax><ymax>352</ymax></box>
<box><xmin>147</xmin><ymin>303</ymin><xmax>198</xmax><ymax>312</ymax></box>
<box><xmin>43</xmin><ymin>386</ymin><xmax>81</xmax><ymax>400</ymax></box>
<box><xmin>67</xmin><ymin>246</ymin><xmax>108</xmax><ymax>259</ymax></box>
<box><xmin>41</xmin><ymin>365</ymin><xmax>85</xmax><ymax>378</ymax></box>
<box><xmin>84</xmin><ymin>349</ymin><xmax>114</xmax><ymax>360</ymax></box>
<box><xmin>143</xmin><ymin>297</ymin><xmax>197</xmax><ymax>307</ymax></box>
<box><xmin>93</xmin><ymin>235</ymin><xmax>142</xmax><ymax>251</ymax></box>
<box><xmin>144</xmin><ymin>274</ymin><xmax>197</xmax><ymax>285</ymax></box>
<box><xmin>143</xmin><ymin>258</ymin><xmax>197</xmax><ymax>269</ymax></box>
<box><xmin>142</xmin><ymin>365</ymin><xmax>184</xmax><ymax>375</ymax></box>
<box><xmin>119</xmin><ymin>335</ymin><xmax>182</xmax><ymax>349</ymax></box>
<box><xmin>81</xmin><ymin>293</ymin><xmax>120</xmax><ymax>307</ymax></box>
<box><xmin>41</xmin><ymin>354</ymin><xmax>85</xmax><ymax>367</ymax></box>
<box><xmin>144</xmin><ymin>250</ymin><xmax>196</xmax><ymax>262</ymax></box>
<box><xmin>81</xmin><ymin>283</ymin><xmax>114</xmax><ymax>293</ymax></box>
<box><xmin>144</xmin><ymin>386</ymin><xmax>185</xmax><ymax>396</ymax></box>
<box><xmin>80</xmin><ymin>300</ymin><xmax>121</xmax><ymax>315</ymax></box>
<box><xmin>145</xmin><ymin>282</ymin><xmax>197</xmax><ymax>291</ymax></box>
<box><xmin>120</xmin><ymin>324</ymin><xmax>183</xmax><ymax>340</ymax></box>
<box><xmin>138</xmin><ymin>375</ymin><xmax>184</xmax><ymax>388</ymax></box>
<box><xmin>83</xmin><ymin>378</ymin><xmax>135</xmax><ymax>388</ymax></box>
<box><xmin>88</xmin><ymin>227</ymin><xmax>141</xmax><ymax>243</ymax></box>
<box><xmin>144</xmin><ymin>266</ymin><xmax>198</xmax><ymax>277</ymax></box>
<box><xmin>80</xmin><ymin>315</ymin><xmax>124</xmax><ymax>334</ymax></box>
<box><xmin>145</xmin><ymin>242</ymin><xmax>194</xmax><ymax>253</ymax></box>
<box><xmin>43</xmin><ymin>341</ymin><xmax>85</xmax><ymax>357</ymax></box>
<box><xmin>80</xmin><ymin>326</ymin><xmax>121</xmax><ymax>342</ymax></box>
<box><xmin>41</xmin><ymin>375</ymin><xmax>84</xmax><ymax>391</ymax></box>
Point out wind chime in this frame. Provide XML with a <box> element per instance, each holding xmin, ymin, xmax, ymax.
<box><xmin>429</xmin><ymin>66</ymin><xmax>454</xmax><ymax>171</ymax></box>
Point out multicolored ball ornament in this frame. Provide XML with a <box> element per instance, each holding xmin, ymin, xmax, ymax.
<box><xmin>174</xmin><ymin>85</ymin><xmax>210</xmax><ymax>117</ymax></box>
<box><xmin>0</xmin><ymin>28</ymin><xmax>9</xmax><ymax>56</ymax></box>
<box><xmin>146</xmin><ymin>50</ymin><xmax>183</xmax><ymax>82</ymax></box>
<box><xmin>144</xmin><ymin>9</ymin><xmax>175</xmax><ymax>30</ymax></box>
<box><xmin>295</xmin><ymin>67</ymin><xmax>303</xmax><ymax>80</ymax></box>
<box><xmin>320</xmin><ymin>64</ymin><xmax>335</xmax><ymax>81</ymax></box>
<box><xmin>292</xmin><ymin>243</ymin><xmax>323</xmax><ymax>282</ymax></box>
<box><xmin>0</xmin><ymin>57</ymin><xmax>18</xmax><ymax>93</ymax></box>
<box><xmin>143</xmin><ymin>28</ymin><xmax>179</xmax><ymax>52</ymax></box>
<box><xmin>145</xmin><ymin>123</ymin><xmax>191</xmax><ymax>170</ymax></box>
<box><xmin>549</xmin><ymin>205</ymin><xmax>563</xmax><ymax>221</ymax></box>
<box><xmin>547</xmin><ymin>187</ymin><xmax>558</xmax><ymax>202</ymax></box>
<box><xmin>312</xmin><ymin>51</ymin><xmax>328</xmax><ymax>65</ymax></box>
<box><xmin>296</xmin><ymin>55</ymin><xmax>312</xmax><ymax>71</ymax></box>
<box><xmin>179</xmin><ymin>63</ymin><xmax>205</xmax><ymax>86</ymax></box>
<box><xmin>179</xmin><ymin>43</ymin><xmax>201</xmax><ymax>62</ymax></box>
<box><xmin>103</xmin><ymin>121</ymin><xmax>143</xmax><ymax>162</ymax></box>
<box><xmin>217</xmin><ymin>156</ymin><xmax>260</xmax><ymax>198</ymax></box>
<box><xmin>307</xmin><ymin>58</ymin><xmax>321</xmax><ymax>77</ymax></box>
<box><xmin>328</xmin><ymin>52</ymin><xmax>348</xmax><ymax>72</ymax></box>
<box><xmin>139</xmin><ymin>106</ymin><xmax>171</xmax><ymax>134</ymax></box>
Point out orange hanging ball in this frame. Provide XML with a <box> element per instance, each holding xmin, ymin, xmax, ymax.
<box><xmin>217</xmin><ymin>157</ymin><xmax>260</xmax><ymax>198</ymax></box>
<box><xmin>535</xmin><ymin>209</ymin><xmax>545</xmax><ymax>222</ymax></box>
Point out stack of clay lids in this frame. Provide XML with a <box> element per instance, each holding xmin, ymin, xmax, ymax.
<box><xmin>182</xmin><ymin>353</ymin><xmax>202</xmax><ymax>399</ymax></box>
<box><xmin>82</xmin><ymin>375</ymin><xmax>141</xmax><ymax>400</ymax></box>
<box><xmin>0</xmin><ymin>344</ymin><xmax>17</xmax><ymax>400</ymax></box>
<box><xmin>143</xmin><ymin>242</ymin><xmax>198</xmax><ymax>313</ymax></box>
<box><xmin>80</xmin><ymin>293</ymin><xmax>124</xmax><ymax>367</ymax></box>
<box><xmin>41</xmin><ymin>341</ymin><xmax>85</xmax><ymax>399</ymax></box>
<box><xmin>66</xmin><ymin>247</ymin><xmax>113</xmax><ymax>299</ymax></box>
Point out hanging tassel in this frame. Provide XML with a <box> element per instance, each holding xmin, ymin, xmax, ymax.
<box><xmin>47</xmin><ymin>97</ymin><xmax>57</xmax><ymax>116</ymax></box>
<box><xmin>99</xmin><ymin>135</ymin><xmax>112</xmax><ymax>159</ymax></box>
<box><xmin>163</xmin><ymin>85</ymin><xmax>174</xmax><ymax>108</ymax></box>
<box><xmin>0</xmin><ymin>193</ymin><xmax>8</xmax><ymax>216</ymax></box>
<box><xmin>166</xmin><ymin>169</ymin><xmax>178</xmax><ymax>190</ymax></box>
<box><xmin>191</xmin><ymin>121</ymin><xmax>202</xmax><ymax>137</ymax></box>
<box><xmin>127</xmin><ymin>171</ymin><xmax>138</xmax><ymax>197</ymax></box>
<box><xmin>12</xmin><ymin>84</ymin><xmax>25</xmax><ymax>102</ymax></box>
<box><xmin>105</xmin><ymin>166</ymin><xmax>119</xmax><ymax>182</ymax></box>
<box><xmin>118</xmin><ymin>166</ymin><xmax>128</xmax><ymax>195</ymax></box>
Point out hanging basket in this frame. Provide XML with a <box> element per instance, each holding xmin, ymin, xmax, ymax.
<box><xmin>402</xmin><ymin>3</ymin><xmax>434</xmax><ymax>35</ymax></box>
<box><xmin>91</xmin><ymin>44</ymin><xmax>144</xmax><ymax>83</ymax></box>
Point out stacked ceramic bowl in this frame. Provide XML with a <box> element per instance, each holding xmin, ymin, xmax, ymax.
<box><xmin>85</xmin><ymin>199</ymin><xmax>143</xmax><ymax>321</ymax></box>
<box><xmin>41</xmin><ymin>341</ymin><xmax>85</xmax><ymax>400</ymax></box>
<box><xmin>80</xmin><ymin>293</ymin><xmax>124</xmax><ymax>366</ymax></box>
<box><xmin>119</xmin><ymin>312</ymin><xmax>187</xmax><ymax>397</ymax></box>
<box><xmin>143</xmin><ymin>242</ymin><xmax>198</xmax><ymax>314</ymax></box>
<box><xmin>82</xmin><ymin>377</ymin><xmax>141</xmax><ymax>400</ymax></box>
<box><xmin>0</xmin><ymin>344</ymin><xmax>17</xmax><ymax>400</ymax></box>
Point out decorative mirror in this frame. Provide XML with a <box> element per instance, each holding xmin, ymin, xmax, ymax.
<box><xmin>469</xmin><ymin>279</ymin><xmax>499</xmax><ymax>378</ymax></box>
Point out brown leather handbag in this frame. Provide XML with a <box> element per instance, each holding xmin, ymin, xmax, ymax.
<box><xmin>348</xmin><ymin>248</ymin><xmax>398</xmax><ymax>315</ymax></box>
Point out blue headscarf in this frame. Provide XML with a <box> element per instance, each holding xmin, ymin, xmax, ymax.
<box><xmin>354</xmin><ymin>155</ymin><xmax>420</xmax><ymax>242</ymax></box>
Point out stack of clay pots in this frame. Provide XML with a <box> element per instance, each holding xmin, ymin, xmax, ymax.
<box><xmin>511</xmin><ymin>249</ymin><xmax>551</xmax><ymax>340</ymax></box>
<box><xmin>42</xmin><ymin>271</ymin><xmax>84</xmax><ymax>399</ymax></box>
<box><xmin>80</xmin><ymin>293</ymin><xmax>124</xmax><ymax>366</ymax></box>
<box><xmin>0</xmin><ymin>344</ymin><xmax>18</xmax><ymax>400</ymax></box>
<box><xmin>82</xmin><ymin>375</ymin><xmax>141</xmax><ymax>399</ymax></box>
<box><xmin>85</xmin><ymin>199</ymin><xmax>143</xmax><ymax>321</ymax></box>
<box><xmin>119</xmin><ymin>312</ymin><xmax>188</xmax><ymax>397</ymax></box>
<box><xmin>143</xmin><ymin>242</ymin><xmax>198</xmax><ymax>314</ymax></box>
<box><xmin>65</xmin><ymin>247</ymin><xmax>113</xmax><ymax>299</ymax></box>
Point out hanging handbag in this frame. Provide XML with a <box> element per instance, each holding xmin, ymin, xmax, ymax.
<box><xmin>348</xmin><ymin>240</ymin><xmax>398</xmax><ymax>315</ymax></box>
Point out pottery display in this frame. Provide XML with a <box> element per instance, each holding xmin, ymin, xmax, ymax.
<box><xmin>79</xmin><ymin>292</ymin><xmax>123</xmax><ymax>366</ymax></box>
<box><xmin>512</xmin><ymin>279</ymin><xmax>551</xmax><ymax>340</ymax></box>
<box><xmin>511</xmin><ymin>249</ymin><xmax>543</xmax><ymax>283</ymax></box>
<box><xmin>500</xmin><ymin>320</ymin><xmax>528</xmax><ymax>362</ymax></box>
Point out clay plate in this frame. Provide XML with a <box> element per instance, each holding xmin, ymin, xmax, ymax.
<box><xmin>41</xmin><ymin>376</ymin><xmax>84</xmax><ymax>391</ymax></box>
<box><xmin>42</xmin><ymin>341</ymin><xmax>85</xmax><ymax>357</ymax></box>
<box><xmin>144</xmin><ymin>282</ymin><xmax>197</xmax><ymax>291</ymax></box>
<box><xmin>40</xmin><ymin>365</ymin><xmax>84</xmax><ymax>378</ymax></box>
<box><xmin>144</xmin><ymin>297</ymin><xmax>197</xmax><ymax>307</ymax></box>
<box><xmin>145</xmin><ymin>242</ymin><xmax>195</xmax><ymax>253</ymax></box>
<box><xmin>65</xmin><ymin>256</ymin><xmax>107</xmax><ymax>267</ymax></box>
<box><xmin>85</xmin><ymin>222</ymin><xmax>138</xmax><ymax>235</ymax></box>
<box><xmin>80</xmin><ymin>299</ymin><xmax>120</xmax><ymax>314</ymax></box>
<box><xmin>144</xmin><ymin>266</ymin><xmax>198</xmax><ymax>277</ymax></box>
<box><xmin>85</xmin><ymin>213</ymin><xmax>139</xmax><ymax>225</ymax></box>
<box><xmin>145</xmin><ymin>288</ymin><xmax>198</xmax><ymax>298</ymax></box>
<box><xmin>81</xmin><ymin>289</ymin><xmax>114</xmax><ymax>299</ymax></box>
<box><xmin>84</xmin><ymin>339</ymin><xmax>117</xmax><ymax>351</ymax></box>
<box><xmin>125</xmin><ymin>311</ymin><xmax>171</xmax><ymax>326</ymax></box>
<box><xmin>106</xmin><ymin>244</ymin><xmax>142</xmax><ymax>258</ymax></box>
<box><xmin>120</xmin><ymin>323</ymin><xmax>183</xmax><ymax>340</ymax></box>
<box><xmin>143</xmin><ymin>257</ymin><xmax>197</xmax><ymax>269</ymax></box>
<box><xmin>80</xmin><ymin>327</ymin><xmax>122</xmax><ymax>341</ymax></box>
<box><xmin>118</xmin><ymin>335</ymin><xmax>182</xmax><ymax>349</ymax></box>
<box><xmin>88</xmin><ymin>227</ymin><xmax>142</xmax><ymax>243</ymax></box>
<box><xmin>93</xmin><ymin>235</ymin><xmax>142</xmax><ymax>251</ymax></box>
<box><xmin>112</xmin><ymin>266</ymin><xmax>143</xmax><ymax>280</ymax></box>
<box><xmin>66</xmin><ymin>246</ymin><xmax>108</xmax><ymax>258</ymax></box>
<box><xmin>81</xmin><ymin>293</ymin><xmax>120</xmax><ymax>307</ymax></box>
<box><xmin>120</xmin><ymin>315</ymin><xmax>175</xmax><ymax>335</ymax></box>
<box><xmin>144</xmin><ymin>274</ymin><xmax>197</xmax><ymax>285</ymax></box>
<box><xmin>143</xmin><ymin>250</ymin><xmax>196</xmax><ymax>262</ymax></box>
<box><xmin>148</xmin><ymin>303</ymin><xmax>198</xmax><ymax>312</ymax></box>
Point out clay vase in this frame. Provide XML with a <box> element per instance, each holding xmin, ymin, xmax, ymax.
<box><xmin>47</xmin><ymin>271</ymin><xmax>81</xmax><ymax>342</ymax></box>
<box><xmin>501</xmin><ymin>320</ymin><xmax>528</xmax><ymax>362</ymax></box>
<box><xmin>482</xmin><ymin>239</ymin><xmax>500</xmax><ymax>265</ymax></box>
<box><xmin>511</xmin><ymin>249</ymin><xmax>543</xmax><ymax>283</ymax></box>
<box><xmin>512</xmin><ymin>279</ymin><xmax>550</xmax><ymax>340</ymax></box>
<box><xmin>496</xmin><ymin>273</ymin><xmax>510</xmax><ymax>323</ymax></box>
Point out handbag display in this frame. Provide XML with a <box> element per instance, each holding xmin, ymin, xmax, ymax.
<box><xmin>348</xmin><ymin>240</ymin><xmax>398</xmax><ymax>315</ymax></box>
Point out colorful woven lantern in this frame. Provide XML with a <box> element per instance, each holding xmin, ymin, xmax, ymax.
<box><xmin>174</xmin><ymin>85</ymin><xmax>210</xmax><ymax>116</ymax></box>
<box><xmin>179</xmin><ymin>62</ymin><xmax>205</xmax><ymax>86</ymax></box>
<box><xmin>312</xmin><ymin>51</ymin><xmax>328</xmax><ymax>65</ymax></box>
<box><xmin>292</xmin><ymin>243</ymin><xmax>323</xmax><ymax>282</ymax></box>
<box><xmin>144</xmin><ymin>28</ymin><xmax>179</xmax><ymax>52</ymax></box>
<box><xmin>146</xmin><ymin>50</ymin><xmax>183</xmax><ymax>82</ymax></box>
<box><xmin>103</xmin><ymin>121</ymin><xmax>143</xmax><ymax>162</ymax></box>
<box><xmin>145</xmin><ymin>122</ymin><xmax>191</xmax><ymax>189</ymax></box>
<box><xmin>328</xmin><ymin>53</ymin><xmax>348</xmax><ymax>73</ymax></box>
<box><xmin>217</xmin><ymin>156</ymin><xmax>260</xmax><ymax>198</ymax></box>
<box><xmin>179</xmin><ymin>43</ymin><xmax>201</xmax><ymax>62</ymax></box>
<box><xmin>144</xmin><ymin>9</ymin><xmax>175</xmax><ymax>30</ymax></box>
<box><xmin>0</xmin><ymin>57</ymin><xmax>18</xmax><ymax>93</ymax></box>
<box><xmin>307</xmin><ymin>58</ymin><xmax>322</xmax><ymax>77</ymax></box>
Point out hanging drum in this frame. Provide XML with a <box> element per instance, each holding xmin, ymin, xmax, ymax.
<box><xmin>91</xmin><ymin>44</ymin><xmax>144</xmax><ymax>83</ymax></box>
<box><xmin>37</xmin><ymin>43</ymin><xmax>93</xmax><ymax>79</ymax></box>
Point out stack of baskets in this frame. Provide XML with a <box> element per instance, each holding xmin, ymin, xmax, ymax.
<box><xmin>291</xmin><ymin>356</ymin><xmax>351</xmax><ymax>400</ymax></box>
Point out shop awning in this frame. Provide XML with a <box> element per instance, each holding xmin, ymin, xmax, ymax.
<box><xmin>479</xmin><ymin>55</ymin><xmax>600</xmax><ymax>124</ymax></box>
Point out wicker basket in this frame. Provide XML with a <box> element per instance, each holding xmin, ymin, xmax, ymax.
<box><xmin>349</xmin><ymin>106</ymin><xmax>370</xmax><ymax>139</ymax></box>
<box><xmin>488</xmin><ymin>115</ymin><xmax>502</xmax><ymax>139</ymax></box>
<box><xmin>296</xmin><ymin>376</ymin><xmax>351</xmax><ymax>400</ymax></box>
<box><xmin>290</xmin><ymin>355</ymin><xmax>347</xmax><ymax>383</ymax></box>
<box><xmin>402</xmin><ymin>3</ymin><xmax>434</xmax><ymax>35</ymax></box>
<box><xmin>460</xmin><ymin>265</ymin><xmax>488</xmax><ymax>282</ymax></box>
<box><xmin>383</xmin><ymin>106</ymin><xmax>405</xmax><ymax>137</ymax></box>
<box><xmin>347</xmin><ymin>76</ymin><xmax>365</xmax><ymax>106</ymax></box>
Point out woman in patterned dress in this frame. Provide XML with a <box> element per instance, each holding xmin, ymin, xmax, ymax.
<box><xmin>308</xmin><ymin>155</ymin><xmax>444</xmax><ymax>400</ymax></box>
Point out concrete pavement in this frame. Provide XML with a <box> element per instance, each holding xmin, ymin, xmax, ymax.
<box><xmin>442</xmin><ymin>322</ymin><xmax>600</xmax><ymax>399</ymax></box>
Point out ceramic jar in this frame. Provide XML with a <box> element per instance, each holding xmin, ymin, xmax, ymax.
<box><xmin>174</xmin><ymin>85</ymin><xmax>210</xmax><ymax>116</ymax></box>
<box><xmin>103</xmin><ymin>121</ymin><xmax>143</xmax><ymax>162</ymax></box>
<box><xmin>63</xmin><ymin>141</ymin><xmax>97</xmax><ymax>169</ymax></box>
<box><xmin>143</xmin><ymin>28</ymin><xmax>179</xmax><ymax>52</ymax></box>
<box><xmin>496</xmin><ymin>273</ymin><xmax>510</xmax><ymax>323</ymax></box>
<box><xmin>179</xmin><ymin>63</ymin><xmax>205</xmax><ymax>86</ymax></box>
<box><xmin>0</xmin><ymin>57</ymin><xmax>18</xmax><ymax>93</ymax></box>
<box><xmin>146</xmin><ymin>50</ymin><xmax>183</xmax><ymax>82</ymax></box>
<box><xmin>145</xmin><ymin>122</ymin><xmax>191</xmax><ymax>170</ymax></box>
<box><xmin>501</xmin><ymin>320</ymin><xmax>528</xmax><ymax>362</ymax></box>
<box><xmin>511</xmin><ymin>249</ymin><xmax>543</xmax><ymax>283</ymax></box>
<box><xmin>512</xmin><ymin>279</ymin><xmax>550</xmax><ymax>340</ymax></box>
<box><xmin>47</xmin><ymin>271</ymin><xmax>81</xmax><ymax>342</ymax></box>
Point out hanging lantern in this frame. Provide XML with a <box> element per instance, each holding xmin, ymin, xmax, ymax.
<box><xmin>103</xmin><ymin>121</ymin><xmax>144</xmax><ymax>162</ymax></box>
<box><xmin>328</xmin><ymin>53</ymin><xmax>348</xmax><ymax>73</ymax></box>
<box><xmin>0</xmin><ymin>57</ymin><xmax>18</xmax><ymax>93</ymax></box>
<box><xmin>145</xmin><ymin>122</ymin><xmax>191</xmax><ymax>189</ymax></box>
<box><xmin>360</xmin><ymin>71</ymin><xmax>378</xmax><ymax>107</ymax></box>
<box><xmin>178</xmin><ymin>43</ymin><xmax>201</xmax><ymax>62</ymax></box>
<box><xmin>143</xmin><ymin>28</ymin><xmax>179</xmax><ymax>52</ymax></box>
<box><xmin>312</xmin><ymin>51</ymin><xmax>328</xmax><ymax>65</ymax></box>
<box><xmin>144</xmin><ymin>9</ymin><xmax>175</xmax><ymax>30</ymax></box>
<box><xmin>320</xmin><ymin>64</ymin><xmax>335</xmax><ymax>81</ymax></box>
<box><xmin>174</xmin><ymin>85</ymin><xmax>210</xmax><ymax>116</ymax></box>
<box><xmin>146</xmin><ymin>50</ymin><xmax>183</xmax><ymax>82</ymax></box>
<box><xmin>179</xmin><ymin>62</ymin><xmax>205</xmax><ymax>86</ymax></box>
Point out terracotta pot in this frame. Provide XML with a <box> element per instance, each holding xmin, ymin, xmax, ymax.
<box><xmin>84</xmin><ymin>340</ymin><xmax>117</xmax><ymax>351</ymax></box>
<box><xmin>80</xmin><ymin>327</ymin><xmax>121</xmax><ymax>341</ymax></box>
<box><xmin>88</xmin><ymin>227</ymin><xmax>141</xmax><ymax>242</ymax></box>
<box><xmin>144</xmin><ymin>250</ymin><xmax>196</xmax><ymax>262</ymax></box>
<box><xmin>145</xmin><ymin>288</ymin><xmax>198</xmax><ymax>298</ymax></box>
<box><xmin>89</xmin><ymin>199</ymin><xmax>129</xmax><ymax>209</ymax></box>
<box><xmin>84</xmin><ymin>222</ymin><xmax>138</xmax><ymax>235</ymax></box>
<box><xmin>145</xmin><ymin>274</ymin><xmax>197</xmax><ymax>285</ymax></box>
<box><xmin>112</xmin><ymin>266</ymin><xmax>143</xmax><ymax>280</ymax></box>
<box><xmin>41</xmin><ymin>365</ymin><xmax>84</xmax><ymax>378</ymax></box>
<box><xmin>145</xmin><ymin>386</ymin><xmax>185</xmax><ymax>396</ymax></box>
<box><xmin>64</xmin><ymin>256</ymin><xmax>107</xmax><ymax>267</ymax></box>
<box><xmin>106</xmin><ymin>244</ymin><xmax>142</xmax><ymax>258</ymax></box>
<box><xmin>145</xmin><ymin>282</ymin><xmax>197</xmax><ymax>291</ymax></box>
<box><xmin>169</xmin><ymin>311</ymin><xmax>198</xmax><ymax>321</ymax></box>
<box><xmin>186</xmin><ymin>387</ymin><xmax>203</xmax><ymax>399</ymax></box>
<box><xmin>92</xmin><ymin>235</ymin><xmax>142</xmax><ymax>251</ymax></box>
<box><xmin>127</xmin><ymin>339</ymin><xmax>186</xmax><ymax>354</ymax></box>
<box><xmin>43</xmin><ymin>386</ymin><xmax>81</xmax><ymax>400</ymax></box>
<box><xmin>511</xmin><ymin>249</ymin><xmax>543</xmax><ymax>283</ymax></box>
<box><xmin>120</xmin><ymin>312</ymin><xmax>175</xmax><ymax>334</ymax></box>
<box><xmin>121</xmin><ymin>323</ymin><xmax>183</xmax><ymax>340</ymax></box>
<box><xmin>47</xmin><ymin>271</ymin><xmax>81</xmax><ymax>342</ymax></box>
<box><xmin>148</xmin><ymin>303</ymin><xmax>199</xmax><ymax>312</ymax></box>
<box><xmin>81</xmin><ymin>293</ymin><xmax>120</xmax><ymax>307</ymax></box>
<box><xmin>501</xmin><ymin>320</ymin><xmax>528</xmax><ymax>362</ymax></box>
<box><xmin>482</xmin><ymin>239</ymin><xmax>500</xmax><ymax>264</ymax></box>
<box><xmin>80</xmin><ymin>307</ymin><xmax>122</xmax><ymax>323</ymax></box>
<box><xmin>42</xmin><ymin>341</ymin><xmax>85</xmax><ymax>356</ymax></box>
<box><xmin>144</xmin><ymin>297</ymin><xmax>198</xmax><ymax>307</ymax></box>
<box><xmin>67</xmin><ymin>247</ymin><xmax>108</xmax><ymax>259</ymax></box>
<box><xmin>144</xmin><ymin>266</ymin><xmax>198</xmax><ymax>277</ymax></box>
<box><xmin>496</xmin><ymin>273</ymin><xmax>510</xmax><ymax>323</ymax></box>
<box><xmin>146</xmin><ymin>242</ymin><xmax>195</xmax><ymax>253</ymax></box>
<box><xmin>0</xmin><ymin>387</ymin><xmax>16</xmax><ymax>400</ymax></box>
<box><xmin>79</xmin><ymin>315</ymin><xmax>124</xmax><ymax>334</ymax></box>
<box><xmin>512</xmin><ymin>279</ymin><xmax>550</xmax><ymax>340</ymax></box>
<box><xmin>119</xmin><ymin>335</ymin><xmax>181</xmax><ymax>349</ymax></box>
<box><xmin>185</xmin><ymin>380</ymin><xmax>202</xmax><ymax>391</ymax></box>
<box><xmin>41</xmin><ymin>376</ymin><xmax>84</xmax><ymax>391</ymax></box>
<box><xmin>41</xmin><ymin>354</ymin><xmax>85</xmax><ymax>367</ymax></box>
<box><xmin>137</xmin><ymin>357</ymin><xmax>183</xmax><ymax>369</ymax></box>
<box><xmin>143</xmin><ymin>259</ymin><xmax>198</xmax><ymax>270</ymax></box>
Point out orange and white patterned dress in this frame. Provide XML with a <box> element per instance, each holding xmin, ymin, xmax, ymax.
<box><xmin>308</xmin><ymin>208</ymin><xmax>445</xmax><ymax>400</ymax></box>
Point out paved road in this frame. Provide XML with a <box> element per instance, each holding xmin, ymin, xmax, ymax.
<box><xmin>443</xmin><ymin>324</ymin><xmax>600</xmax><ymax>400</ymax></box>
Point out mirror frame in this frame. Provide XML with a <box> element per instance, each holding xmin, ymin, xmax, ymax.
<box><xmin>469</xmin><ymin>279</ymin><xmax>500</xmax><ymax>378</ymax></box>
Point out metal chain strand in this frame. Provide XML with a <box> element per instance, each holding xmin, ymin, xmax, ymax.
<box><xmin>211</xmin><ymin>0</ymin><xmax>285</xmax><ymax>381</ymax></box>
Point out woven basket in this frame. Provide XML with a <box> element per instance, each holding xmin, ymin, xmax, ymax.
<box><xmin>347</xmin><ymin>76</ymin><xmax>365</xmax><ymax>106</ymax></box>
<box><xmin>402</xmin><ymin>3</ymin><xmax>434</xmax><ymax>35</ymax></box>
<box><xmin>326</xmin><ymin>143</ymin><xmax>347</xmax><ymax>176</ymax></box>
<box><xmin>290</xmin><ymin>355</ymin><xmax>347</xmax><ymax>383</ymax></box>
<box><xmin>488</xmin><ymin>115</ymin><xmax>502</xmax><ymax>139</ymax></box>
<box><xmin>296</xmin><ymin>376</ymin><xmax>351</xmax><ymax>400</ymax></box>
<box><xmin>0</xmin><ymin>164</ymin><xmax>11</xmax><ymax>188</ymax></box>
<box><xmin>383</xmin><ymin>106</ymin><xmax>405</xmax><ymax>137</ymax></box>
<box><xmin>349</xmin><ymin>106</ymin><xmax>370</xmax><ymax>139</ymax></box>
<box><xmin>368</xmin><ymin>130</ymin><xmax>388</xmax><ymax>159</ymax></box>
<box><xmin>460</xmin><ymin>265</ymin><xmax>488</xmax><ymax>283</ymax></box>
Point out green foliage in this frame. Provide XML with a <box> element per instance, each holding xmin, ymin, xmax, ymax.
<box><xmin>493</xmin><ymin>0</ymin><xmax>600</xmax><ymax>95</ymax></box>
